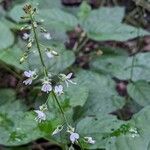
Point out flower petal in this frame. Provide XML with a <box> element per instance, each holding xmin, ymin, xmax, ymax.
<box><xmin>66</xmin><ymin>73</ymin><xmax>73</xmax><ymax>79</ymax></box>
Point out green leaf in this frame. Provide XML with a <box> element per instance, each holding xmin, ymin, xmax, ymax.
<box><xmin>109</xmin><ymin>135</ymin><xmax>150</xmax><ymax>150</ymax></box>
<box><xmin>82</xmin><ymin>7</ymin><xmax>149</xmax><ymax>41</ymax></box>
<box><xmin>0</xmin><ymin>99</ymin><xmax>56</xmax><ymax>146</ymax></box>
<box><xmin>78</xmin><ymin>1</ymin><xmax>91</xmax><ymax>22</ymax></box>
<box><xmin>109</xmin><ymin>105</ymin><xmax>150</xmax><ymax>150</ymax></box>
<box><xmin>77</xmin><ymin>115</ymin><xmax>124</xmax><ymax>149</ymax></box>
<box><xmin>0</xmin><ymin>89</ymin><xmax>16</xmax><ymax>105</ymax></box>
<box><xmin>127</xmin><ymin>81</ymin><xmax>150</xmax><ymax>106</ymax></box>
<box><xmin>91</xmin><ymin>49</ymin><xmax>150</xmax><ymax>81</ymax></box>
<box><xmin>0</xmin><ymin>46</ymin><xmax>28</xmax><ymax>70</ymax></box>
<box><xmin>28</xmin><ymin>45</ymin><xmax>75</xmax><ymax>74</ymax></box>
<box><xmin>63</xmin><ymin>83</ymin><xmax>89</xmax><ymax>107</ymax></box>
<box><xmin>0</xmin><ymin>22</ymin><xmax>14</xmax><ymax>49</ymax></box>
<box><xmin>75</xmin><ymin>70</ymin><xmax>125</xmax><ymax>117</ymax></box>
<box><xmin>8</xmin><ymin>4</ymin><xmax>25</xmax><ymax>23</ymax></box>
<box><xmin>39</xmin><ymin>9</ymin><xmax>78</xmax><ymax>30</ymax></box>
<box><xmin>38</xmin><ymin>0</ymin><xmax>62</xmax><ymax>9</ymax></box>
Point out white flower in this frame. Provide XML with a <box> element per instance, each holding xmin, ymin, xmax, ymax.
<box><xmin>34</xmin><ymin>110</ymin><xmax>46</xmax><ymax>123</ymax></box>
<box><xmin>23</xmin><ymin>70</ymin><xmax>37</xmax><ymax>85</ymax></box>
<box><xmin>22</xmin><ymin>33</ymin><xmax>30</xmax><ymax>40</ymax></box>
<box><xmin>41</xmin><ymin>78</ymin><xmax>52</xmax><ymax>93</ymax></box>
<box><xmin>52</xmin><ymin>125</ymin><xmax>63</xmax><ymax>135</ymax></box>
<box><xmin>43</xmin><ymin>32</ymin><xmax>51</xmax><ymax>40</ymax></box>
<box><xmin>84</xmin><ymin>137</ymin><xmax>95</xmax><ymax>144</ymax></box>
<box><xmin>70</xmin><ymin>132</ymin><xmax>79</xmax><ymax>144</ymax></box>
<box><xmin>46</xmin><ymin>50</ymin><xmax>58</xmax><ymax>59</ymax></box>
<box><xmin>59</xmin><ymin>73</ymin><xmax>76</xmax><ymax>87</ymax></box>
<box><xmin>129</xmin><ymin>127</ymin><xmax>139</xmax><ymax>138</ymax></box>
<box><xmin>23</xmin><ymin>78</ymin><xmax>33</xmax><ymax>85</ymax></box>
<box><xmin>46</xmin><ymin>51</ymin><xmax>54</xmax><ymax>59</ymax></box>
<box><xmin>34</xmin><ymin>104</ymin><xmax>47</xmax><ymax>123</ymax></box>
<box><xmin>54</xmin><ymin>85</ymin><xmax>63</xmax><ymax>96</ymax></box>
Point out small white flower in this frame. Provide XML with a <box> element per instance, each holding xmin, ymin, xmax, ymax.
<box><xmin>84</xmin><ymin>137</ymin><xmax>95</xmax><ymax>144</ymax></box>
<box><xmin>22</xmin><ymin>33</ymin><xmax>30</xmax><ymax>40</ymax></box>
<box><xmin>129</xmin><ymin>127</ymin><xmax>139</xmax><ymax>138</ymax></box>
<box><xmin>52</xmin><ymin>125</ymin><xmax>63</xmax><ymax>135</ymax></box>
<box><xmin>34</xmin><ymin>104</ymin><xmax>47</xmax><ymax>123</ymax></box>
<box><xmin>41</xmin><ymin>78</ymin><xmax>52</xmax><ymax>93</ymax></box>
<box><xmin>54</xmin><ymin>85</ymin><xmax>63</xmax><ymax>96</ymax></box>
<box><xmin>70</xmin><ymin>132</ymin><xmax>79</xmax><ymax>144</ymax></box>
<box><xmin>46</xmin><ymin>50</ymin><xmax>58</xmax><ymax>59</ymax></box>
<box><xmin>43</xmin><ymin>32</ymin><xmax>51</xmax><ymax>40</ymax></box>
<box><xmin>23</xmin><ymin>70</ymin><xmax>37</xmax><ymax>85</ymax></box>
<box><xmin>59</xmin><ymin>73</ymin><xmax>76</xmax><ymax>87</ymax></box>
<box><xmin>46</xmin><ymin>51</ymin><xmax>54</xmax><ymax>59</ymax></box>
<box><xmin>23</xmin><ymin>78</ymin><xmax>33</xmax><ymax>85</ymax></box>
<box><xmin>34</xmin><ymin>110</ymin><xmax>46</xmax><ymax>123</ymax></box>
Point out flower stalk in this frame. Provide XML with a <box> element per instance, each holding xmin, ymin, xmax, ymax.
<box><xmin>29</xmin><ymin>11</ymin><xmax>70</xmax><ymax>127</ymax></box>
<box><xmin>29</xmin><ymin>13</ymin><xmax>48</xmax><ymax>77</ymax></box>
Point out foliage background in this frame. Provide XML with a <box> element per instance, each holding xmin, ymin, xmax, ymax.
<box><xmin>0</xmin><ymin>0</ymin><xmax>150</xmax><ymax>149</ymax></box>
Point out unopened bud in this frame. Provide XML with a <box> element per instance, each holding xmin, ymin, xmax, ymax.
<box><xmin>20</xmin><ymin>57</ymin><xmax>25</xmax><ymax>64</ymax></box>
<box><xmin>51</xmin><ymin>50</ymin><xmax>58</xmax><ymax>56</ymax></box>
<box><xmin>27</xmin><ymin>42</ymin><xmax>32</xmax><ymax>49</ymax></box>
<box><xmin>40</xmin><ymin>27</ymin><xmax>47</xmax><ymax>33</ymax></box>
<box><xmin>33</xmin><ymin>21</ymin><xmax>38</xmax><ymax>28</ymax></box>
<box><xmin>23</xmin><ymin>4</ymin><xmax>32</xmax><ymax>14</ymax></box>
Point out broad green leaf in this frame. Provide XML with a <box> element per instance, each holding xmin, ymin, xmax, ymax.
<box><xmin>109</xmin><ymin>135</ymin><xmax>150</xmax><ymax>150</ymax></box>
<box><xmin>63</xmin><ymin>83</ymin><xmax>89</xmax><ymax>107</ymax></box>
<box><xmin>77</xmin><ymin>115</ymin><xmax>124</xmax><ymax>149</ymax></box>
<box><xmin>109</xmin><ymin>106</ymin><xmax>150</xmax><ymax>150</ymax></box>
<box><xmin>82</xmin><ymin>7</ymin><xmax>149</xmax><ymax>41</ymax></box>
<box><xmin>38</xmin><ymin>0</ymin><xmax>62</xmax><ymax>9</ymax></box>
<box><xmin>8</xmin><ymin>4</ymin><xmax>24</xmax><ymax>22</ymax></box>
<box><xmin>78</xmin><ymin>1</ymin><xmax>91</xmax><ymax>22</ymax></box>
<box><xmin>0</xmin><ymin>46</ymin><xmax>28</xmax><ymax>70</ymax></box>
<box><xmin>39</xmin><ymin>9</ymin><xmax>78</xmax><ymax>30</ymax></box>
<box><xmin>91</xmin><ymin>50</ymin><xmax>150</xmax><ymax>81</ymax></box>
<box><xmin>28</xmin><ymin>45</ymin><xmax>75</xmax><ymax>74</ymax></box>
<box><xmin>127</xmin><ymin>81</ymin><xmax>150</xmax><ymax>106</ymax></box>
<box><xmin>0</xmin><ymin>99</ymin><xmax>56</xmax><ymax>146</ymax></box>
<box><xmin>75</xmin><ymin>70</ymin><xmax>125</xmax><ymax>117</ymax></box>
<box><xmin>0</xmin><ymin>89</ymin><xmax>16</xmax><ymax>105</ymax></box>
<box><xmin>0</xmin><ymin>22</ymin><xmax>14</xmax><ymax>49</ymax></box>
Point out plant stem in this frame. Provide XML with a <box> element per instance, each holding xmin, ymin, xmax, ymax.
<box><xmin>52</xmin><ymin>91</ymin><xmax>70</xmax><ymax>127</ymax></box>
<box><xmin>78</xmin><ymin>141</ymin><xmax>84</xmax><ymax>150</ymax></box>
<box><xmin>30</xmin><ymin>14</ymin><xmax>48</xmax><ymax>77</ymax></box>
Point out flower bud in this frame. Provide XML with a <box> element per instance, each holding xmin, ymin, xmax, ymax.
<box><xmin>40</xmin><ymin>27</ymin><xmax>47</xmax><ymax>33</ymax></box>
<box><xmin>27</xmin><ymin>42</ymin><xmax>32</xmax><ymax>49</ymax></box>
<box><xmin>23</xmin><ymin>4</ymin><xmax>32</xmax><ymax>14</ymax></box>
<box><xmin>51</xmin><ymin>50</ymin><xmax>58</xmax><ymax>56</ymax></box>
<box><xmin>33</xmin><ymin>21</ymin><xmax>38</xmax><ymax>28</ymax></box>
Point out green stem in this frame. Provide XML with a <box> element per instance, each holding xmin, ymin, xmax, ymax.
<box><xmin>29</xmin><ymin>12</ymin><xmax>71</xmax><ymax>144</ymax></box>
<box><xmin>30</xmin><ymin>14</ymin><xmax>48</xmax><ymax>77</ymax></box>
<box><xmin>52</xmin><ymin>91</ymin><xmax>70</xmax><ymax>127</ymax></box>
<box><xmin>78</xmin><ymin>141</ymin><xmax>84</xmax><ymax>150</ymax></box>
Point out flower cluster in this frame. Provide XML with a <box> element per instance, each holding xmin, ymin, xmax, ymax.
<box><xmin>23</xmin><ymin>71</ymin><xmax>75</xmax><ymax>94</ymax></box>
<box><xmin>21</xmin><ymin>3</ymin><xmax>95</xmax><ymax>149</ymax></box>
<box><xmin>34</xmin><ymin>104</ymin><xmax>47</xmax><ymax>123</ymax></box>
<box><xmin>52</xmin><ymin>125</ymin><xmax>95</xmax><ymax>145</ymax></box>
